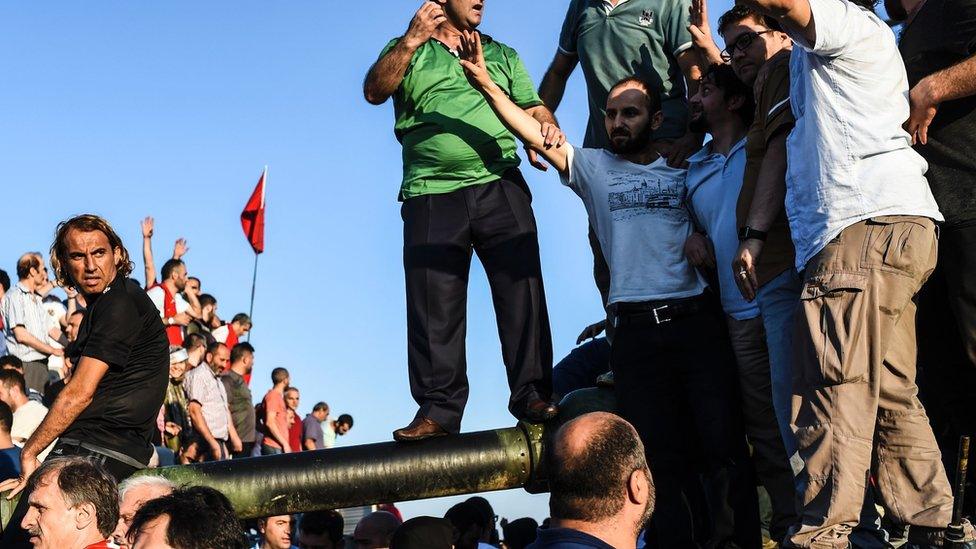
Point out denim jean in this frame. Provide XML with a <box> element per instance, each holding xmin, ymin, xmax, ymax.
<box><xmin>261</xmin><ymin>444</ymin><xmax>284</xmax><ymax>456</ymax></box>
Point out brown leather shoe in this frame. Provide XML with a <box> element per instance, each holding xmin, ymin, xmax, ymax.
<box><xmin>522</xmin><ymin>398</ymin><xmax>558</xmax><ymax>423</ymax></box>
<box><xmin>393</xmin><ymin>417</ymin><xmax>448</xmax><ymax>442</ymax></box>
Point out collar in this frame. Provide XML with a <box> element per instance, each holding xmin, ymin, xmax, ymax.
<box><xmin>687</xmin><ymin>136</ymin><xmax>747</xmax><ymax>164</ymax></box>
<box><xmin>14</xmin><ymin>282</ymin><xmax>34</xmax><ymax>296</ymax></box>
<box><xmin>601</xmin><ymin>0</ymin><xmax>630</xmax><ymax>14</ymax></box>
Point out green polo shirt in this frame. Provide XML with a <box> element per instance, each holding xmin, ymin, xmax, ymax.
<box><xmin>559</xmin><ymin>0</ymin><xmax>694</xmax><ymax>147</ymax></box>
<box><xmin>380</xmin><ymin>35</ymin><xmax>544</xmax><ymax>199</ymax></box>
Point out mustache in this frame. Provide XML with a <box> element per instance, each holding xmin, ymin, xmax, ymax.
<box><xmin>611</xmin><ymin>128</ymin><xmax>631</xmax><ymax>138</ymax></box>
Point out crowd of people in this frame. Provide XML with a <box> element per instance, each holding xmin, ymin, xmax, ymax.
<box><xmin>0</xmin><ymin>0</ymin><xmax>972</xmax><ymax>545</ymax></box>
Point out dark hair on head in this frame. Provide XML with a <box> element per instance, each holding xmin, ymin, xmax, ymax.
<box><xmin>464</xmin><ymin>496</ymin><xmax>494</xmax><ymax>527</ymax></box>
<box><xmin>206</xmin><ymin>341</ymin><xmax>227</xmax><ymax>357</ymax></box>
<box><xmin>392</xmin><ymin>516</ymin><xmax>457</xmax><ymax>549</ymax></box>
<box><xmin>313</xmin><ymin>401</ymin><xmax>330</xmax><ymax>413</ymax></box>
<box><xmin>0</xmin><ymin>355</ymin><xmax>23</xmax><ymax>372</ymax></box>
<box><xmin>271</xmin><ymin>367</ymin><xmax>289</xmax><ymax>385</ymax></box>
<box><xmin>608</xmin><ymin>76</ymin><xmax>663</xmax><ymax>115</ymax></box>
<box><xmin>445</xmin><ymin>501</ymin><xmax>486</xmax><ymax>541</ymax></box>
<box><xmin>0</xmin><ymin>401</ymin><xmax>13</xmax><ymax>433</ymax></box>
<box><xmin>188</xmin><ymin>276</ymin><xmax>200</xmax><ymax>284</ymax></box>
<box><xmin>547</xmin><ymin>413</ymin><xmax>653</xmax><ymax>523</ymax></box>
<box><xmin>717</xmin><ymin>3</ymin><xmax>782</xmax><ymax>34</ymax></box>
<box><xmin>0</xmin><ymin>269</ymin><xmax>10</xmax><ymax>292</ymax></box>
<box><xmin>337</xmin><ymin>414</ymin><xmax>354</xmax><ymax>428</ymax></box>
<box><xmin>230</xmin><ymin>341</ymin><xmax>254</xmax><ymax>364</ymax></box>
<box><xmin>16</xmin><ymin>253</ymin><xmax>43</xmax><ymax>281</ymax></box>
<box><xmin>160</xmin><ymin>259</ymin><xmax>184</xmax><ymax>282</ymax></box>
<box><xmin>51</xmin><ymin>215</ymin><xmax>133</xmax><ymax>287</ymax></box>
<box><xmin>128</xmin><ymin>485</ymin><xmax>246</xmax><ymax>549</ymax></box>
<box><xmin>502</xmin><ymin>517</ymin><xmax>538</xmax><ymax>549</ymax></box>
<box><xmin>70</xmin><ymin>309</ymin><xmax>86</xmax><ymax>318</ymax></box>
<box><xmin>703</xmin><ymin>63</ymin><xmax>756</xmax><ymax>127</ymax></box>
<box><xmin>0</xmin><ymin>369</ymin><xmax>27</xmax><ymax>396</ymax></box>
<box><xmin>183</xmin><ymin>332</ymin><xmax>206</xmax><ymax>352</ymax></box>
<box><xmin>285</xmin><ymin>386</ymin><xmax>300</xmax><ymax>396</ymax></box>
<box><xmin>198</xmin><ymin>293</ymin><xmax>217</xmax><ymax>308</ymax></box>
<box><xmin>300</xmin><ymin>510</ymin><xmax>344</xmax><ymax>546</ymax></box>
<box><xmin>232</xmin><ymin>313</ymin><xmax>252</xmax><ymax>327</ymax></box>
<box><xmin>27</xmin><ymin>457</ymin><xmax>119</xmax><ymax>537</ymax></box>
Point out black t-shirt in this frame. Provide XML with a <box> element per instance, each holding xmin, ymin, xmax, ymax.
<box><xmin>63</xmin><ymin>276</ymin><xmax>169</xmax><ymax>464</ymax></box>
<box><xmin>899</xmin><ymin>0</ymin><xmax>976</xmax><ymax>226</ymax></box>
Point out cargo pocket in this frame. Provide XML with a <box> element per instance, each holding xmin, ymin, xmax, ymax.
<box><xmin>864</xmin><ymin>216</ymin><xmax>934</xmax><ymax>274</ymax></box>
<box><xmin>798</xmin><ymin>272</ymin><xmax>870</xmax><ymax>388</ymax></box>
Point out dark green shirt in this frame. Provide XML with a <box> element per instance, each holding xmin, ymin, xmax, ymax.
<box><xmin>220</xmin><ymin>370</ymin><xmax>255</xmax><ymax>443</ymax></box>
<box><xmin>559</xmin><ymin>0</ymin><xmax>694</xmax><ymax>147</ymax></box>
<box><xmin>380</xmin><ymin>35</ymin><xmax>544</xmax><ymax>199</ymax></box>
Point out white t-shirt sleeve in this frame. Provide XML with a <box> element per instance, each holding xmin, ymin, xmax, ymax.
<box><xmin>146</xmin><ymin>287</ymin><xmax>165</xmax><ymax>317</ymax></box>
<box><xmin>560</xmin><ymin>146</ymin><xmax>597</xmax><ymax>199</ymax></box>
<box><xmin>796</xmin><ymin>0</ymin><xmax>876</xmax><ymax>57</ymax></box>
<box><xmin>212</xmin><ymin>325</ymin><xmax>229</xmax><ymax>344</ymax></box>
<box><xmin>12</xmin><ymin>403</ymin><xmax>47</xmax><ymax>443</ymax></box>
<box><xmin>174</xmin><ymin>293</ymin><xmax>190</xmax><ymax>314</ymax></box>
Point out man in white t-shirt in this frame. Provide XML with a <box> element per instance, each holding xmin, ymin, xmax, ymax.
<box><xmin>0</xmin><ymin>369</ymin><xmax>53</xmax><ymax>460</ymax></box>
<box><xmin>737</xmin><ymin>0</ymin><xmax>955</xmax><ymax>544</ymax></box>
<box><xmin>458</xmin><ymin>34</ymin><xmax>759</xmax><ymax>547</ymax></box>
<box><xmin>145</xmin><ymin>259</ymin><xmax>199</xmax><ymax>346</ymax></box>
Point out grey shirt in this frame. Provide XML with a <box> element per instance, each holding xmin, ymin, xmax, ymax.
<box><xmin>184</xmin><ymin>363</ymin><xmax>230</xmax><ymax>440</ymax></box>
<box><xmin>302</xmin><ymin>414</ymin><xmax>325</xmax><ymax>450</ymax></box>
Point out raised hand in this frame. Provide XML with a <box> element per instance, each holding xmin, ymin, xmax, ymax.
<box><xmin>141</xmin><ymin>216</ymin><xmax>154</xmax><ymax>239</ymax></box>
<box><xmin>173</xmin><ymin>238</ymin><xmax>189</xmax><ymax>260</ymax></box>
<box><xmin>458</xmin><ymin>30</ymin><xmax>493</xmax><ymax>90</ymax></box>
<box><xmin>404</xmin><ymin>1</ymin><xmax>447</xmax><ymax>49</ymax></box>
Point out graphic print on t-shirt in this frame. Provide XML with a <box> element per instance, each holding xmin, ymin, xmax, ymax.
<box><xmin>606</xmin><ymin>170</ymin><xmax>687</xmax><ymax>222</ymax></box>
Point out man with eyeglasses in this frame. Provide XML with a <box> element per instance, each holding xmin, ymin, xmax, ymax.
<box><xmin>0</xmin><ymin>253</ymin><xmax>62</xmax><ymax>395</ymax></box>
<box><xmin>732</xmin><ymin>0</ymin><xmax>955</xmax><ymax>542</ymax></box>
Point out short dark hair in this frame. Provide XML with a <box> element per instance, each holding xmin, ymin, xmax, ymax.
<box><xmin>547</xmin><ymin>414</ymin><xmax>652</xmax><ymax>523</ymax></box>
<box><xmin>300</xmin><ymin>510</ymin><xmax>344</xmax><ymax>546</ymax></box>
<box><xmin>0</xmin><ymin>401</ymin><xmax>13</xmax><ymax>433</ymax></box>
<box><xmin>16</xmin><ymin>253</ymin><xmax>43</xmax><ymax>281</ymax></box>
<box><xmin>26</xmin><ymin>457</ymin><xmax>119</xmax><ymax>537</ymax></box>
<box><xmin>717</xmin><ymin>4</ymin><xmax>782</xmax><ymax>34</ymax></box>
<box><xmin>445</xmin><ymin>501</ymin><xmax>485</xmax><ymax>543</ymax></box>
<box><xmin>608</xmin><ymin>77</ymin><xmax>662</xmax><ymax>115</ymax></box>
<box><xmin>70</xmin><ymin>309</ymin><xmax>86</xmax><ymax>319</ymax></box>
<box><xmin>271</xmin><ymin>367</ymin><xmax>289</xmax><ymax>385</ymax></box>
<box><xmin>703</xmin><ymin>63</ymin><xmax>756</xmax><ymax>127</ymax></box>
<box><xmin>128</xmin><ymin>486</ymin><xmax>246</xmax><ymax>549</ymax></box>
<box><xmin>160</xmin><ymin>259</ymin><xmax>184</xmax><ymax>281</ymax></box>
<box><xmin>0</xmin><ymin>369</ymin><xmax>27</xmax><ymax>396</ymax></box>
<box><xmin>198</xmin><ymin>293</ymin><xmax>217</xmax><ymax>309</ymax></box>
<box><xmin>51</xmin><ymin>215</ymin><xmax>133</xmax><ymax>287</ymax></box>
<box><xmin>313</xmin><ymin>401</ymin><xmax>329</xmax><ymax>413</ymax></box>
<box><xmin>188</xmin><ymin>276</ymin><xmax>201</xmax><ymax>285</ymax></box>
<box><xmin>0</xmin><ymin>269</ymin><xmax>10</xmax><ymax>292</ymax></box>
<box><xmin>232</xmin><ymin>313</ymin><xmax>252</xmax><ymax>327</ymax></box>
<box><xmin>0</xmin><ymin>355</ymin><xmax>23</xmax><ymax>372</ymax></box>
<box><xmin>183</xmin><ymin>333</ymin><xmax>206</xmax><ymax>353</ymax></box>
<box><xmin>230</xmin><ymin>342</ymin><xmax>254</xmax><ymax>364</ymax></box>
<box><xmin>206</xmin><ymin>341</ymin><xmax>228</xmax><ymax>357</ymax></box>
<box><xmin>337</xmin><ymin>414</ymin><xmax>354</xmax><ymax>428</ymax></box>
<box><xmin>502</xmin><ymin>517</ymin><xmax>538</xmax><ymax>549</ymax></box>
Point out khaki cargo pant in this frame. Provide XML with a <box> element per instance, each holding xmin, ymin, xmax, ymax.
<box><xmin>786</xmin><ymin>216</ymin><xmax>953</xmax><ymax>548</ymax></box>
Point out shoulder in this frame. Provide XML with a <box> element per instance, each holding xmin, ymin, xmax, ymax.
<box><xmin>483</xmin><ymin>35</ymin><xmax>519</xmax><ymax>59</ymax></box>
<box><xmin>95</xmin><ymin>280</ymin><xmax>141</xmax><ymax>316</ymax></box>
<box><xmin>145</xmin><ymin>285</ymin><xmax>163</xmax><ymax>297</ymax></box>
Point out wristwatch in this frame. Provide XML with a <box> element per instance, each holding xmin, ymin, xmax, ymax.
<box><xmin>167</xmin><ymin>317</ymin><xmax>175</xmax><ymax>326</ymax></box>
<box><xmin>738</xmin><ymin>226</ymin><xmax>768</xmax><ymax>242</ymax></box>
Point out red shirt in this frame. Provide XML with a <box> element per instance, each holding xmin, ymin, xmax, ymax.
<box><xmin>288</xmin><ymin>411</ymin><xmax>303</xmax><ymax>452</ymax></box>
<box><xmin>85</xmin><ymin>541</ymin><xmax>112</xmax><ymax>549</ymax></box>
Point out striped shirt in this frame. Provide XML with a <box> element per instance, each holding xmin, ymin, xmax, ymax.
<box><xmin>1</xmin><ymin>283</ymin><xmax>49</xmax><ymax>362</ymax></box>
<box><xmin>183</xmin><ymin>363</ymin><xmax>230</xmax><ymax>440</ymax></box>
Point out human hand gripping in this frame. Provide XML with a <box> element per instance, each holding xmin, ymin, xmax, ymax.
<box><xmin>404</xmin><ymin>1</ymin><xmax>447</xmax><ymax>49</ymax></box>
<box><xmin>684</xmin><ymin>233</ymin><xmax>716</xmax><ymax>268</ymax></box>
<box><xmin>527</xmin><ymin>122</ymin><xmax>568</xmax><ymax>172</ymax></box>
<box><xmin>0</xmin><ymin>450</ymin><xmax>39</xmax><ymax>499</ymax></box>
<box><xmin>732</xmin><ymin>239</ymin><xmax>763</xmax><ymax>302</ymax></box>
<box><xmin>906</xmin><ymin>77</ymin><xmax>939</xmax><ymax>145</ymax></box>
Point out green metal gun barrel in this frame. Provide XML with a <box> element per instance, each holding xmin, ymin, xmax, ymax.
<box><xmin>133</xmin><ymin>422</ymin><xmax>546</xmax><ymax>519</ymax></box>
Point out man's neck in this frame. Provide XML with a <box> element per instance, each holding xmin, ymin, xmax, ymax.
<box><xmin>18</xmin><ymin>279</ymin><xmax>35</xmax><ymax>293</ymax></box>
<box><xmin>708</xmin><ymin>121</ymin><xmax>747</xmax><ymax>157</ymax></box>
<box><xmin>432</xmin><ymin>20</ymin><xmax>469</xmax><ymax>49</ymax></box>
<box><xmin>620</xmin><ymin>147</ymin><xmax>661</xmax><ymax>166</ymax></box>
<box><xmin>274</xmin><ymin>383</ymin><xmax>288</xmax><ymax>394</ymax></box>
<box><xmin>10</xmin><ymin>393</ymin><xmax>28</xmax><ymax>412</ymax></box>
<box><xmin>549</xmin><ymin>517</ymin><xmax>635</xmax><ymax>548</ymax></box>
<box><xmin>230</xmin><ymin>363</ymin><xmax>248</xmax><ymax>377</ymax></box>
<box><xmin>0</xmin><ymin>433</ymin><xmax>13</xmax><ymax>450</ymax></box>
<box><xmin>163</xmin><ymin>279</ymin><xmax>178</xmax><ymax>294</ymax></box>
<box><xmin>72</xmin><ymin>529</ymin><xmax>106</xmax><ymax>549</ymax></box>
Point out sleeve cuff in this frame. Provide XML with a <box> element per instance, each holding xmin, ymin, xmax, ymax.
<box><xmin>558</xmin><ymin>45</ymin><xmax>577</xmax><ymax>56</ymax></box>
<box><xmin>673</xmin><ymin>41</ymin><xmax>694</xmax><ymax>57</ymax></box>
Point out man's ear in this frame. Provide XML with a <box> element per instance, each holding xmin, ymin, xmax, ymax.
<box><xmin>627</xmin><ymin>468</ymin><xmax>650</xmax><ymax>505</ymax></box>
<box><xmin>74</xmin><ymin>502</ymin><xmax>97</xmax><ymax>532</ymax></box>
<box><xmin>651</xmin><ymin>111</ymin><xmax>665</xmax><ymax>131</ymax></box>
<box><xmin>727</xmin><ymin>94</ymin><xmax>746</xmax><ymax>113</ymax></box>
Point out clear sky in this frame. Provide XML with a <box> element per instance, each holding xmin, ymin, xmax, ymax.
<box><xmin>0</xmin><ymin>0</ymin><xmax>744</xmax><ymax>524</ymax></box>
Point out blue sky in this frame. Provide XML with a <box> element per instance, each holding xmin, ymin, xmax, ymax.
<box><xmin>0</xmin><ymin>0</ymin><xmax>741</xmax><ymax>523</ymax></box>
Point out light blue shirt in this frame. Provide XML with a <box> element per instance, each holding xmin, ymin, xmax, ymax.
<box><xmin>784</xmin><ymin>0</ymin><xmax>942</xmax><ymax>271</ymax></box>
<box><xmin>687</xmin><ymin>138</ymin><xmax>760</xmax><ymax>320</ymax></box>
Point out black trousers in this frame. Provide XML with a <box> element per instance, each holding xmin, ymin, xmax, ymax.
<box><xmin>610</xmin><ymin>294</ymin><xmax>760</xmax><ymax>549</ymax></box>
<box><xmin>917</xmin><ymin>220</ymin><xmax>976</xmax><ymax>517</ymax></box>
<box><xmin>402</xmin><ymin>170</ymin><xmax>553</xmax><ymax>433</ymax></box>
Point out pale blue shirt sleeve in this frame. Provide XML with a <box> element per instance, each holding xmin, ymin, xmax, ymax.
<box><xmin>560</xmin><ymin>146</ymin><xmax>597</xmax><ymax>200</ymax></box>
<box><xmin>796</xmin><ymin>0</ymin><xmax>877</xmax><ymax>57</ymax></box>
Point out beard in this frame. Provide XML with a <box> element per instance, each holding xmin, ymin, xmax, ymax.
<box><xmin>608</xmin><ymin>122</ymin><xmax>654</xmax><ymax>155</ymax></box>
<box><xmin>688</xmin><ymin>112</ymin><xmax>709</xmax><ymax>134</ymax></box>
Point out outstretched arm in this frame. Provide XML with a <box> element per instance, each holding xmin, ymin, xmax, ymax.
<box><xmin>459</xmin><ymin>32</ymin><xmax>571</xmax><ymax>174</ymax></box>
<box><xmin>363</xmin><ymin>2</ymin><xmax>446</xmax><ymax>105</ymax></box>
<box><xmin>738</xmin><ymin>0</ymin><xmax>813</xmax><ymax>45</ymax></box>
<box><xmin>141</xmin><ymin>216</ymin><xmax>156</xmax><ymax>288</ymax></box>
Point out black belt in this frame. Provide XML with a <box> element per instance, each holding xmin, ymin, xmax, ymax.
<box><xmin>57</xmin><ymin>438</ymin><xmax>148</xmax><ymax>470</ymax></box>
<box><xmin>611</xmin><ymin>293</ymin><xmax>711</xmax><ymax>327</ymax></box>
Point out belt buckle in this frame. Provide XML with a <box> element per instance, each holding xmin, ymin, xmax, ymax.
<box><xmin>652</xmin><ymin>304</ymin><xmax>671</xmax><ymax>325</ymax></box>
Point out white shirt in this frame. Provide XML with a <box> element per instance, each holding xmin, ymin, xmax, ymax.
<box><xmin>784</xmin><ymin>0</ymin><xmax>942</xmax><ymax>270</ymax></box>
<box><xmin>12</xmin><ymin>400</ymin><xmax>54</xmax><ymax>460</ymax></box>
<box><xmin>562</xmin><ymin>147</ymin><xmax>706</xmax><ymax>304</ymax></box>
<box><xmin>146</xmin><ymin>286</ymin><xmax>190</xmax><ymax>318</ymax></box>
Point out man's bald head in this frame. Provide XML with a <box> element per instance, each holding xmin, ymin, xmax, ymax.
<box><xmin>353</xmin><ymin>510</ymin><xmax>401</xmax><ymax>548</ymax></box>
<box><xmin>548</xmin><ymin>412</ymin><xmax>653</xmax><ymax>528</ymax></box>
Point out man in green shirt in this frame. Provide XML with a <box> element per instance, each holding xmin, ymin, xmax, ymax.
<box><xmin>364</xmin><ymin>0</ymin><xmax>560</xmax><ymax>442</ymax></box>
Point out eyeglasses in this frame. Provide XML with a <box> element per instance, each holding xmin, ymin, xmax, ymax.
<box><xmin>720</xmin><ymin>30</ymin><xmax>774</xmax><ymax>62</ymax></box>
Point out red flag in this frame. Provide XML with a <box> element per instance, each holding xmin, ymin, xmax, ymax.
<box><xmin>241</xmin><ymin>169</ymin><xmax>266</xmax><ymax>254</ymax></box>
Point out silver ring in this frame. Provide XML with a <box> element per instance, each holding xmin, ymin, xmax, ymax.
<box><xmin>738</xmin><ymin>270</ymin><xmax>748</xmax><ymax>277</ymax></box>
